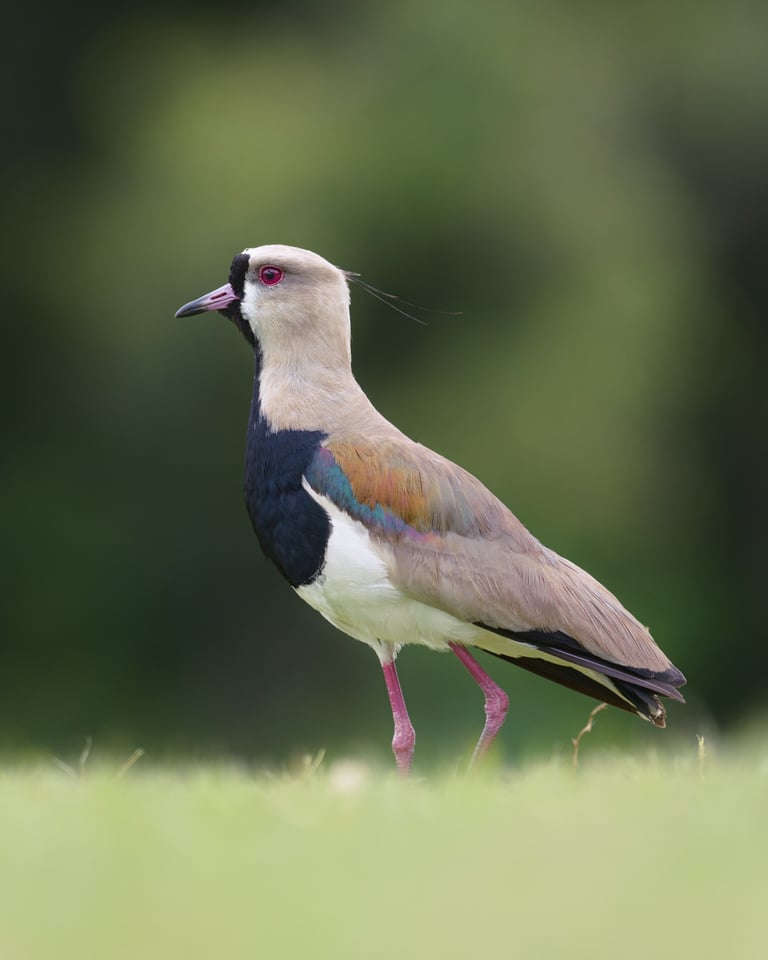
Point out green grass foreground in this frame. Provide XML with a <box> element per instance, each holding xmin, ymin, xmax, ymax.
<box><xmin>1</xmin><ymin>747</ymin><xmax>765</xmax><ymax>959</ymax></box>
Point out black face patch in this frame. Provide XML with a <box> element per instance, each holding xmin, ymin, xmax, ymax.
<box><xmin>224</xmin><ymin>252</ymin><xmax>255</xmax><ymax>347</ymax></box>
<box><xmin>228</xmin><ymin>252</ymin><xmax>250</xmax><ymax>298</ymax></box>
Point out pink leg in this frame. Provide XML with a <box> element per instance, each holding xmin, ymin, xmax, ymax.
<box><xmin>450</xmin><ymin>643</ymin><xmax>510</xmax><ymax>765</ymax></box>
<box><xmin>381</xmin><ymin>659</ymin><xmax>416</xmax><ymax>775</ymax></box>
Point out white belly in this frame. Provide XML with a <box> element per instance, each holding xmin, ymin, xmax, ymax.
<box><xmin>296</xmin><ymin>490</ymin><xmax>480</xmax><ymax>662</ymax></box>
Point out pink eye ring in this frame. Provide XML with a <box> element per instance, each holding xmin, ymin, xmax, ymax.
<box><xmin>258</xmin><ymin>265</ymin><xmax>284</xmax><ymax>286</ymax></box>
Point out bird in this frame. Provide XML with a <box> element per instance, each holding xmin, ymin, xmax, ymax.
<box><xmin>175</xmin><ymin>244</ymin><xmax>686</xmax><ymax>773</ymax></box>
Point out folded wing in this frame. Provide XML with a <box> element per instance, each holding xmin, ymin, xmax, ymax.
<box><xmin>305</xmin><ymin>435</ymin><xmax>686</xmax><ymax>719</ymax></box>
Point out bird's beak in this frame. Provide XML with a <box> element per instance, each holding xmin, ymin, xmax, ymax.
<box><xmin>175</xmin><ymin>283</ymin><xmax>239</xmax><ymax>318</ymax></box>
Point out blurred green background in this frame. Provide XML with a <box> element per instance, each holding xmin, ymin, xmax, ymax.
<box><xmin>3</xmin><ymin>0</ymin><xmax>767</xmax><ymax>766</ymax></box>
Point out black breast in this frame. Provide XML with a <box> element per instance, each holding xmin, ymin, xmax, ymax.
<box><xmin>242</xmin><ymin>355</ymin><xmax>330</xmax><ymax>588</ymax></box>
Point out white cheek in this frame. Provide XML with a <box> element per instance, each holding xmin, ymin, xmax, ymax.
<box><xmin>240</xmin><ymin>282</ymin><xmax>263</xmax><ymax>340</ymax></box>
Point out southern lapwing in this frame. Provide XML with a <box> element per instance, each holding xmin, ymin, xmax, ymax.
<box><xmin>175</xmin><ymin>244</ymin><xmax>686</xmax><ymax>772</ymax></box>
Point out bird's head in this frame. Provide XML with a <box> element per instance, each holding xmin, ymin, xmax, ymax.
<box><xmin>175</xmin><ymin>244</ymin><xmax>352</xmax><ymax>363</ymax></box>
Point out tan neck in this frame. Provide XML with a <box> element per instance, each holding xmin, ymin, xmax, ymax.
<box><xmin>257</xmin><ymin>351</ymin><xmax>391</xmax><ymax>435</ymax></box>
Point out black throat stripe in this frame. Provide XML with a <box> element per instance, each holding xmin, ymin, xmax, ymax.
<box><xmin>242</xmin><ymin>351</ymin><xmax>330</xmax><ymax>587</ymax></box>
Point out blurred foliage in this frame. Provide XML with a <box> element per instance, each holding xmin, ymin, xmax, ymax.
<box><xmin>2</xmin><ymin>0</ymin><xmax>767</xmax><ymax>763</ymax></box>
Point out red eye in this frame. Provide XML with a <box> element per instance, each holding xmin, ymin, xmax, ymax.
<box><xmin>258</xmin><ymin>265</ymin><xmax>284</xmax><ymax>286</ymax></box>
